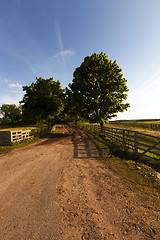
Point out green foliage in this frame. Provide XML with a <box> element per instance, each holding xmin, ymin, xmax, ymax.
<box><xmin>20</xmin><ymin>77</ymin><xmax>65</xmax><ymax>125</ymax></box>
<box><xmin>64</xmin><ymin>87</ymin><xmax>81</xmax><ymax>124</ymax></box>
<box><xmin>68</xmin><ymin>52</ymin><xmax>130</xmax><ymax>127</ymax></box>
<box><xmin>0</xmin><ymin>104</ymin><xmax>22</xmax><ymax>123</ymax></box>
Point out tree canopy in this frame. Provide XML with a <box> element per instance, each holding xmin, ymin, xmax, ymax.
<box><xmin>67</xmin><ymin>52</ymin><xmax>130</xmax><ymax>129</ymax></box>
<box><xmin>20</xmin><ymin>77</ymin><xmax>64</xmax><ymax>127</ymax></box>
<box><xmin>0</xmin><ymin>104</ymin><xmax>22</xmax><ymax>123</ymax></box>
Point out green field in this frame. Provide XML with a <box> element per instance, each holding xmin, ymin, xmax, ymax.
<box><xmin>109</xmin><ymin>119</ymin><xmax>160</xmax><ymax>134</ymax></box>
<box><xmin>138</xmin><ymin>121</ymin><xmax>160</xmax><ymax>124</ymax></box>
<box><xmin>0</xmin><ymin>123</ymin><xmax>47</xmax><ymax>132</ymax></box>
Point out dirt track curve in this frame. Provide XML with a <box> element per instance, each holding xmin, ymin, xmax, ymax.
<box><xmin>0</xmin><ymin>125</ymin><xmax>159</xmax><ymax>240</ymax></box>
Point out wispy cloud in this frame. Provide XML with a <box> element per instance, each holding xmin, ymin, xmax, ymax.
<box><xmin>54</xmin><ymin>22</ymin><xmax>74</xmax><ymax>75</ymax></box>
<box><xmin>0</xmin><ymin>78</ymin><xmax>9</xmax><ymax>83</ymax></box>
<box><xmin>54</xmin><ymin>49</ymin><xmax>74</xmax><ymax>58</ymax></box>
<box><xmin>114</xmin><ymin>72</ymin><xmax>160</xmax><ymax>120</ymax></box>
<box><xmin>8</xmin><ymin>83</ymin><xmax>22</xmax><ymax>89</ymax></box>
<box><xmin>129</xmin><ymin>72</ymin><xmax>160</xmax><ymax>100</ymax></box>
<box><xmin>55</xmin><ymin>22</ymin><xmax>63</xmax><ymax>56</ymax></box>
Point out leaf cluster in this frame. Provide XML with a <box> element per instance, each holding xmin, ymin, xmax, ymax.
<box><xmin>0</xmin><ymin>104</ymin><xmax>22</xmax><ymax>123</ymax></box>
<box><xmin>67</xmin><ymin>52</ymin><xmax>130</xmax><ymax>125</ymax></box>
<box><xmin>20</xmin><ymin>77</ymin><xmax>64</xmax><ymax>124</ymax></box>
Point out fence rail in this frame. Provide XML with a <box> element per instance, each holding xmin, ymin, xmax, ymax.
<box><xmin>78</xmin><ymin>124</ymin><xmax>160</xmax><ymax>161</ymax></box>
<box><xmin>0</xmin><ymin>127</ymin><xmax>50</xmax><ymax>145</ymax></box>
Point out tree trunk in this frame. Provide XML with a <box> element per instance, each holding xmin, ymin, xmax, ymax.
<box><xmin>100</xmin><ymin>122</ymin><xmax>104</xmax><ymax>133</ymax></box>
<box><xmin>48</xmin><ymin>118</ymin><xmax>51</xmax><ymax>132</ymax></box>
<box><xmin>75</xmin><ymin>119</ymin><xmax>77</xmax><ymax>128</ymax></box>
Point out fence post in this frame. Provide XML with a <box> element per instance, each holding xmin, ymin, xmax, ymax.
<box><xmin>104</xmin><ymin>127</ymin><xmax>106</xmax><ymax>137</ymax></box>
<box><xmin>134</xmin><ymin>131</ymin><xmax>138</xmax><ymax>154</ymax></box>
<box><xmin>122</xmin><ymin>130</ymin><xmax>125</xmax><ymax>145</ymax></box>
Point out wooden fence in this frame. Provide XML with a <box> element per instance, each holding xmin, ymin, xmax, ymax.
<box><xmin>78</xmin><ymin>124</ymin><xmax>160</xmax><ymax>161</ymax></box>
<box><xmin>0</xmin><ymin>127</ymin><xmax>49</xmax><ymax>145</ymax></box>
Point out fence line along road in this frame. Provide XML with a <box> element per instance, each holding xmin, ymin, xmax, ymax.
<box><xmin>110</xmin><ymin>122</ymin><xmax>160</xmax><ymax>131</ymax></box>
<box><xmin>78</xmin><ymin>123</ymin><xmax>160</xmax><ymax>161</ymax></box>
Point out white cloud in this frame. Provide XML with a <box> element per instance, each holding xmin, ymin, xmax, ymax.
<box><xmin>8</xmin><ymin>83</ymin><xmax>22</xmax><ymax>89</ymax></box>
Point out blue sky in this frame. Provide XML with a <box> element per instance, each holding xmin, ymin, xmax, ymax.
<box><xmin>0</xmin><ymin>0</ymin><xmax>160</xmax><ymax>120</ymax></box>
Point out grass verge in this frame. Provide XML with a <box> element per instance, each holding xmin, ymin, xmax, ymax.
<box><xmin>0</xmin><ymin>125</ymin><xmax>47</xmax><ymax>131</ymax></box>
<box><xmin>0</xmin><ymin>136</ymin><xmax>40</xmax><ymax>154</ymax></box>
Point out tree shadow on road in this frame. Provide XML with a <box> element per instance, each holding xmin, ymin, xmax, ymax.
<box><xmin>65</xmin><ymin>126</ymin><xmax>105</xmax><ymax>160</ymax></box>
<box><xmin>35</xmin><ymin>133</ymin><xmax>71</xmax><ymax>146</ymax></box>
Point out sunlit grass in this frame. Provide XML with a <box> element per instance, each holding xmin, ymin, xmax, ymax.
<box><xmin>0</xmin><ymin>136</ymin><xmax>40</xmax><ymax>154</ymax></box>
<box><xmin>0</xmin><ymin>123</ymin><xmax>47</xmax><ymax>131</ymax></box>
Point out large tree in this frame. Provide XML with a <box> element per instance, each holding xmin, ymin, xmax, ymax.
<box><xmin>20</xmin><ymin>77</ymin><xmax>64</xmax><ymax>127</ymax></box>
<box><xmin>0</xmin><ymin>104</ymin><xmax>22</xmax><ymax>123</ymax></box>
<box><xmin>68</xmin><ymin>52</ymin><xmax>130</xmax><ymax>130</ymax></box>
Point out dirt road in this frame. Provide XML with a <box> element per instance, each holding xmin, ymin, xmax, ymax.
<box><xmin>0</xmin><ymin>126</ymin><xmax>72</xmax><ymax>240</ymax></box>
<box><xmin>0</xmin><ymin>125</ymin><xmax>159</xmax><ymax>239</ymax></box>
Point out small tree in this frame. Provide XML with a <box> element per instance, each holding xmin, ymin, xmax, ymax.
<box><xmin>20</xmin><ymin>77</ymin><xmax>64</xmax><ymax>128</ymax></box>
<box><xmin>0</xmin><ymin>104</ymin><xmax>22</xmax><ymax>123</ymax></box>
<box><xmin>68</xmin><ymin>52</ymin><xmax>130</xmax><ymax>131</ymax></box>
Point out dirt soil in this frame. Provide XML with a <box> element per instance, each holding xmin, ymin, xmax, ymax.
<box><xmin>0</xmin><ymin>125</ymin><xmax>159</xmax><ymax>239</ymax></box>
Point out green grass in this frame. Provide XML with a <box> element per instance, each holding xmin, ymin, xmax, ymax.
<box><xmin>0</xmin><ymin>123</ymin><xmax>47</xmax><ymax>131</ymax></box>
<box><xmin>0</xmin><ymin>126</ymin><xmax>40</xmax><ymax>131</ymax></box>
<box><xmin>0</xmin><ymin>136</ymin><xmax>40</xmax><ymax>154</ymax></box>
<box><xmin>139</xmin><ymin>121</ymin><xmax>160</xmax><ymax>124</ymax></box>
